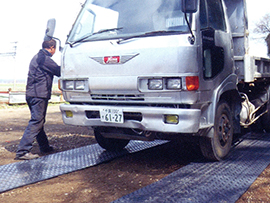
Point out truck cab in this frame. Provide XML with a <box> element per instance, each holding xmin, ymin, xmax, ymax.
<box><xmin>57</xmin><ymin>0</ymin><xmax>246</xmax><ymax>161</ymax></box>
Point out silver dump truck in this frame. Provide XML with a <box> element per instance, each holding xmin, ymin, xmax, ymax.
<box><xmin>47</xmin><ymin>0</ymin><xmax>270</xmax><ymax>161</ymax></box>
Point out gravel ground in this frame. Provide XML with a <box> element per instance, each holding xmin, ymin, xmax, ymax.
<box><xmin>0</xmin><ymin>104</ymin><xmax>269</xmax><ymax>202</ymax></box>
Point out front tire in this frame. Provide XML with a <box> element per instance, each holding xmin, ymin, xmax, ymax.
<box><xmin>200</xmin><ymin>101</ymin><xmax>233</xmax><ymax>161</ymax></box>
<box><xmin>94</xmin><ymin>128</ymin><xmax>130</xmax><ymax>151</ymax></box>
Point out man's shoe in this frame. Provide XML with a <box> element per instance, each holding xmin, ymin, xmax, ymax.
<box><xmin>15</xmin><ymin>153</ymin><xmax>40</xmax><ymax>160</ymax></box>
<box><xmin>40</xmin><ymin>146</ymin><xmax>54</xmax><ymax>154</ymax></box>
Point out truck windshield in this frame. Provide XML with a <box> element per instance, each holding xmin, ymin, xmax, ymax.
<box><xmin>67</xmin><ymin>0</ymin><xmax>191</xmax><ymax>44</ymax></box>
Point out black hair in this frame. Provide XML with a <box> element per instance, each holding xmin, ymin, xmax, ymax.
<box><xmin>42</xmin><ymin>39</ymin><xmax>56</xmax><ymax>49</ymax></box>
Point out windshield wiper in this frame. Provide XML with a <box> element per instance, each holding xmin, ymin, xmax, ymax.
<box><xmin>117</xmin><ymin>30</ymin><xmax>181</xmax><ymax>44</ymax></box>
<box><xmin>94</xmin><ymin>27</ymin><xmax>123</xmax><ymax>35</ymax></box>
<box><xmin>68</xmin><ymin>27</ymin><xmax>123</xmax><ymax>47</ymax></box>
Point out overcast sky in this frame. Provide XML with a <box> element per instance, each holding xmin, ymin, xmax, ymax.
<box><xmin>0</xmin><ymin>0</ymin><xmax>269</xmax><ymax>81</ymax></box>
<box><xmin>0</xmin><ymin>0</ymin><xmax>83</xmax><ymax>80</ymax></box>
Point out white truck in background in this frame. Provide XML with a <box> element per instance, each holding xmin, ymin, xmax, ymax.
<box><xmin>46</xmin><ymin>0</ymin><xmax>270</xmax><ymax>161</ymax></box>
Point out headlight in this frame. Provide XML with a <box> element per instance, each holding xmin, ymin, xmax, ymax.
<box><xmin>64</xmin><ymin>80</ymin><xmax>74</xmax><ymax>90</ymax></box>
<box><xmin>75</xmin><ymin>80</ymin><xmax>85</xmax><ymax>90</ymax></box>
<box><xmin>62</xmin><ymin>79</ymin><xmax>88</xmax><ymax>91</ymax></box>
<box><xmin>166</xmin><ymin>78</ymin><xmax>181</xmax><ymax>90</ymax></box>
<box><xmin>148</xmin><ymin>79</ymin><xmax>163</xmax><ymax>90</ymax></box>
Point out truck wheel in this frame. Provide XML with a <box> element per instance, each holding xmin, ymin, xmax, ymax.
<box><xmin>94</xmin><ymin>128</ymin><xmax>130</xmax><ymax>151</ymax></box>
<box><xmin>200</xmin><ymin>101</ymin><xmax>233</xmax><ymax>161</ymax></box>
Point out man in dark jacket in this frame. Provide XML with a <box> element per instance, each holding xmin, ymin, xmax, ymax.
<box><xmin>15</xmin><ymin>39</ymin><xmax>61</xmax><ymax>160</ymax></box>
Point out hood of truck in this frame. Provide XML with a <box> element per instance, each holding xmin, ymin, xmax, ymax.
<box><xmin>62</xmin><ymin>34</ymin><xmax>199</xmax><ymax>93</ymax></box>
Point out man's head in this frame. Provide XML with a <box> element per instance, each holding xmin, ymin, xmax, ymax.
<box><xmin>42</xmin><ymin>39</ymin><xmax>57</xmax><ymax>56</ymax></box>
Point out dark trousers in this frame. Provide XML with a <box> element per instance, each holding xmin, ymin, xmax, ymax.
<box><xmin>16</xmin><ymin>97</ymin><xmax>50</xmax><ymax>156</ymax></box>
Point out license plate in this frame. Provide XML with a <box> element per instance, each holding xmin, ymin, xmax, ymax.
<box><xmin>100</xmin><ymin>108</ymin><xmax>124</xmax><ymax>123</ymax></box>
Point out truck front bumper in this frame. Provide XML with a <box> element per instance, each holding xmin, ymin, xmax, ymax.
<box><xmin>60</xmin><ymin>104</ymin><xmax>201</xmax><ymax>133</ymax></box>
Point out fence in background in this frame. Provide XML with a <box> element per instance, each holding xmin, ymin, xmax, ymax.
<box><xmin>0</xmin><ymin>91</ymin><xmax>63</xmax><ymax>104</ymax></box>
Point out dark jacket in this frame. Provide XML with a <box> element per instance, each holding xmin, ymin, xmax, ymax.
<box><xmin>26</xmin><ymin>49</ymin><xmax>61</xmax><ymax>99</ymax></box>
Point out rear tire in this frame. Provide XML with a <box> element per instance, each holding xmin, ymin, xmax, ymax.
<box><xmin>94</xmin><ymin>128</ymin><xmax>130</xmax><ymax>151</ymax></box>
<box><xmin>200</xmin><ymin>101</ymin><xmax>233</xmax><ymax>161</ymax></box>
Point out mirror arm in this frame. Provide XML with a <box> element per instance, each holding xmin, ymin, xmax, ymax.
<box><xmin>50</xmin><ymin>36</ymin><xmax>63</xmax><ymax>52</ymax></box>
<box><xmin>185</xmin><ymin>13</ymin><xmax>195</xmax><ymax>45</ymax></box>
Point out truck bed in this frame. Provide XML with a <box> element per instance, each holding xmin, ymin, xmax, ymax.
<box><xmin>248</xmin><ymin>56</ymin><xmax>270</xmax><ymax>81</ymax></box>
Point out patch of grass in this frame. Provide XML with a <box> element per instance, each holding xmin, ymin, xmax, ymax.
<box><xmin>0</xmin><ymin>102</ymin><xmax>61</xmax><ymax>109</ymax></box>
<box><xmin>0</xmin><ymin>83</ymin><xmax>26</xmax><ymax>92</ymax></box>
<box><xmin>0</xmin><ymin>103</ymin><xmax>28</xmax><ymax>109</ymax></box>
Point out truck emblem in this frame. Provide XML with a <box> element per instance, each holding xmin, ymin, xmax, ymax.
<box><xmin>104</xmin><ymin>56</ymin><xmax>120</xmax><ymax>64</ymax></box>
<box><xmin>90</xmin><ymin>53</ymin><xmax>139</xmax><ymax>65</ymax></box>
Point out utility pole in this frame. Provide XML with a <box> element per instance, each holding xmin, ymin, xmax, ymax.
<box><xmin>0</xmin><ymin>41</ymin><xmax>17</xmax><ymax>57</ymax></box>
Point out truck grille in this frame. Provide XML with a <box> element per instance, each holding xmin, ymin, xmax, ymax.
<box><xmin>91</xmin><ymin>94</ymin><xmax>144</xmax><ymax>101</ymax></box>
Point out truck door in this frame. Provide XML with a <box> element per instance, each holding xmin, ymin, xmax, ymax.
<box><xmin>198</xmin><ymin>0</ymin><xmax>236</xmax><ymax>161</ymax></box>
<box><xmin>199</xmin><ymin>0</ymin><xmax>232</xmax><ymax>81</ymax></box>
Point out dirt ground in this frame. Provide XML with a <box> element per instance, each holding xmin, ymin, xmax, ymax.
<box><xmin>0</xmin><ymin>104</ymin><xmax>269</xmax><ymax>202</ymax></box>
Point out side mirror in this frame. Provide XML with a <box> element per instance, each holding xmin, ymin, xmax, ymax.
<box><xmin>182</xmin><ymin>0</ymin><xmax>198</xmax><ymax>13</ymax></box>
<box><xmin>44</xmin><ymin>18</ymin><xmax>56</xmax><ymax>41</ymax></box>
<box><xmin>44</xmin><ymin>18</ymin><xmax>63</xmax><ymax>52</ymax></box>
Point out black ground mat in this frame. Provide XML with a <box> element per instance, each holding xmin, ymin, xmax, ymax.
<box><xmin>0</xmin><ymin>140</ymin><xmax>168</xmax><ymax>193</ymax></box>
<box><xmin>113</xmin><ymin>133</ymin><xmax>270</xmax><ymax>203</ymax></box>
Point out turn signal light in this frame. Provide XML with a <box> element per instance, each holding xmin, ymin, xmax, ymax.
<box><xmin>186</xmin><ymin>76</ymin><xmax>199</xmax><ymax>91</ymax></box>
<box><xmin>58</xmin><ymin>80</ymin><xmax>61</xmax><ymax>91</ymax></box>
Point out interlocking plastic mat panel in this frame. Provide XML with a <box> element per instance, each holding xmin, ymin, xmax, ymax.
<box><xmin>113</xmin><ymin>133</ymin><xmax>270</xmax><ymax>203</ymax></box>
<box><xmin>0</xmin><ymin>140</ymin><xmax>168</xmax><ymax>193</ymax></box>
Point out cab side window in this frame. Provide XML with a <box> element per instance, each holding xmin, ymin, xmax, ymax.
<box><xmin>200</xmin><ymin>0</ymin><xmax>226</xmax><ymax>79</ymax></box>
<box><xmin>200</xmin><ymin>0</ymin><xmax>226</xmax><ymax>31</ymax></box>
<box><xmin>207</xmin><ymin>0</ymin><xmax>226</xmax><ymax>31</ymax></box>
<box><xmin>199</xmin><ymin>0</ymin><xmax>207</xmax><ymax>29</ymax></box>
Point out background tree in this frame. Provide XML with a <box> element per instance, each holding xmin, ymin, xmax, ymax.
<box><xmin>254</xmin><ymin>13</ymin><xmax>270</xmax><ymax>55</ymax></box>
